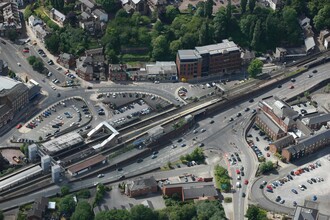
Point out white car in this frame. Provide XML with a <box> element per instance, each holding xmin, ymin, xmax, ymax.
<box><xmin>201</xmin><ymin>128</ymin><xmax>206</xmax><ymax>132</ymax></box>
<box><xmin>97</xmin><ymin>174</ymin><xmax>104</xmax><ymax>178</ymax></box>
<box><xmin>93</xmin><ymin>182</ymin><xmax>99</xmax><ymax>186</ymax></box>
<box><xmin>237</xmin><ymin>175</ymin><xmax>241</xmax><ymax>180</ymax></box>
<box><xmin>51</xmin><ymin>86</ymin><xmax>56</xmax><ymax>90</ymax></box>
<box><xmin>17</xmin><ymin>62</ymin><xmax>21</xmax><ymax>66</ymax></box>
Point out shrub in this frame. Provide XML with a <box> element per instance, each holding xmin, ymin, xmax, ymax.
<box><xmin>224</xmin><ymin>197</ymin><xmax>232</xmax><ymax>203</ymax></box>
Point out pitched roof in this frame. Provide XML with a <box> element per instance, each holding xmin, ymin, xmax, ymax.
<box><xmin>257</xmin><ymin>112</ymin><xmax>284</xmax><ymax>135</ymax></box>
<box><xmin>305</xmin><ymin>37</ymin><xmax>315</xmax><ymax>52</ymax></box>
<box><xmin>304</xmin><ymin>114</ymin><xmax>330</xmax><ymax>126</ymax></box>
<box><xmin>128</xmin><ymin>176</ymin><xmax>157</xmax><ymax>191</ymax></box>
<box><xmin>182</xmin><ymin>184</ymin><xmax>218</xmax><ymax>200</ymax></box>
<box><xmin>293</xmin><ymin>205</ymin><xmax>319</xmax><ymax>220</ymax></box>
<box><xmin>51</xmin><ymin>8</ymin><xmax>66</xmax><ymax>21</ymax></box>
<box><xmin>286</xmin><ymin>129</ymin><xmax>330</xmax><ymax>154</ymax></box>
<box><xmin>79</xmin><ymin>0</ymin><xmax>95</xmax><ymax>8</ymax></box>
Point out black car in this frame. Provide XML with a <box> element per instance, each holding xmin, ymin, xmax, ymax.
<box><xmin>312</xmin><ymin>69</ymin><xmax>317</xmax><ymax>73</ymax></box>
<box><xmin>1</xmin><ymin>40</ymin><xmax>6</xmax><ymax>44</ymax></box>
<box><xmin>137</xmin><ymin>158</ymin><xmax>143</xmax><ymax>163</ymax></box>
<box><xmin>210</xmin><ymin>120</ymin><xmax>215</xmax><ymax>124</ymax></box>
<box><xmin>177</xmin><ymin>138</ymin><xmax>183</xmax><ymax>143</ymax></box>
<box><xmin>256</xmin><ymin>137</ymin><xmax>259</xmax><ymax>141</ymax></box>
<box><xmin>242</xmin><ymin>193</ymin><xmax>246</xmax><ymax>197</ymax></box>
<box><xmin>57</xmin><ymin>93</ymin><xmax>61</xmax><ymax>97</ymax></box>
<box><xmin>119</xmin><ymin>175</ymin><xmax>125</xmax><ymax>180</ymax></box>
<box><xmin>249</xmin><ymin>99</ymin><xmax>254</xmax><ymax>103</ymax></box>
<box><xmin>277</xmin><ymin>84</ymin><xmax>282</xmax><ymax>88</ymax></box>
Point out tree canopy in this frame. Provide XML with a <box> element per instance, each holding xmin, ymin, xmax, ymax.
<box><xmin>71</xmin><ymin>201</ymin><xmax>94</xmax><ymax>220</ymax></box>
<box><xmin>248</xmin><ymin>59</ymin><xmax>263</xmax><ymax>78</ymax></box>
<box><xmin>245</xmin><ymin>205</ymin><xmax>268</xmax><ymax>220</ymax></box>
<box><xmin>59</xmin><ymin>195</ymin><xmax>76</xmax><ymax>216</ymax></box>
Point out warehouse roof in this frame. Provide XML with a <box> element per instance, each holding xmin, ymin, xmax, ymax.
<box><xmin>42</xmin><ymin>132</ymin><xmax>84</xmax><ymax>155</ymax></box>
<box><xmin>67</xmin><ymin>154</ymin><xmax>106</xmax><ymax>174</ymax></box>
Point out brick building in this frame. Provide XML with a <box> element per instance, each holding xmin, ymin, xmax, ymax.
<box><xmin>176</xmin><ymin>39</ymin><xmax>241</xmax><ymax>81</ymax></box>
<box><xmin>281</xmin><ymin>129</ymin><xmax>330</xmax><ymax>162</ymax></box>
<box><xmin>256</xmin><ymin>96</ymin><xmax>299</xmax><ymax>140</ymax></box>
<box><xmin>76</xmin><ymin>48</ymin><xmax>106</xmax><ymax>81</ymax></box>
<box><xmin>301</xmin><ymin>113</ymin><xmax>330</xmax><ymax>130</ymax></box>
<box><xmin>125</xmin><ymin>176</ymin><xmax>158</xmax><ymax>197</ymax></box>
<box><xmin>108</xmin><ymin>64</ymin><xmax>128</xmax><ymax>81</ymax></box>
<box><xmin>57</xmin><ymin>53</ymin><xmax>76</xmax><ymax>69</ymax></box>
<box><xmin>269</xmin><ymin>134</ymin><xmax>295</xmax><ymax>153</ymax></box>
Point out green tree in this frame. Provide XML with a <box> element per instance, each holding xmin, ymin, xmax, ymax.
<box><xmin>96</xmin><ymin>0</ymin><xmax>120</xmax><ymax>13</ymax></box>
<box><xmin>282</xmin><ymin>6</ymin><xmax>301</xmax><ymax>45</ymax></box>
<box><xmin>239</xmin><ymin>14</ymin><xmax>257</xmax><ymax>41</ymax></box>
<box><xmin>23</xmin><ymin>5</ymin><xmax>33</xmax><ymax>21</ymax></box>
<box><xmin>241</xmin><ymin>0</ymin><xmax>247</xmax><ymax>13</ymax></box>
<box><xmin>226</xmin><ymin>0</ymin><xmax>232</xmax><ymax>20</ymax></box>
<box><xmin>152</xmin><ymin>35</ymin><xmax>169</xmax><ymax>60</ymax></box>
<box><xmin>165</xmin><ymin>5</ymin><xmax>179</xmax><ymax>24</ymax></box>
<box><xmin>204</xmin><ymin>0</ymin><xmax>214</xmax><ymax>18</ymax></box>
<box><xmin>45</xmin><ymin>33</ymin><xmax>61</xmax><ymax>54</ymax></box>
<box><xmin>213</xmin><ymin>8</ymin><xmax>228</xmax><ymax>41</ymax></box>
<box><xmin>199</xmin><ymin>21</ymin><xmax>211</xmax><ymax>46</ymax></box>
<box><xmin>61</xmin><ymin>185</ymin><xmax>70</xmax><ymax>196</ymax></box>
<box><xmin>6</xmin><ymin>29</ymin><xmax>18</xmax><ymax>42</ymax></box>
<box><xmin>131</xmin><ymin>205</ymin><xmax>157</xmax><ymax>220</ymax></box>
<box><xmin>8</xmin><ymin>70</ymin><xmax>16</xmax><ymax>78</ymax></box>
<box><xmin>169</xmin><ymin>39</ymin><xmax>182</xmax><ymax>57</ymax></box>
<box><xmin>76</xmin><ymin>189</ymin><xmax>91</xmax><ymax>199</ymax></box>
<box><xmin>59</xmin><ymin>195</ymin><xmax>76</xmax><ymax>216</ymax></box>
<box><xmin>248</xmin><ymin>0</ymin><xmax>256</xmax><ymax>13</ymax></box>
<box><xmin>250</xmin><ymin>19</ymin><xmax>261</xmax><ymax>50</ymax></box>
<box><xmin>313</xmin><ymin>4</ymin><xmax>330</xmax><ymax>31</ymax></box>
<box><xmin>248</xmin><ymin>59</ymin><xmax>263</xmax><ymax>78</ymax></box>
<box><xmin>245</xmin><ymin>205</ymin><xmax>267</xmax><ymax>220</ymax></box>
<box><xmin>95</xmin><ymin>210</ymin><xmax>131</xmax><ymax>220</ymax></box>
<box><xmin>0</xmin><ymin>209</ymin><xmax>3</xmax><ymax>220</ymax></box>
<box><xmin>38</xmin><ymin>136</ymin><xmax>43</xmax><ymax>141</ymax></box>
<box><xmin>27</xmin><ymin>56</ymin><xmax>37</xmax><ymax>65</ymax></box>
<box><xmin>71</xmin><ymin>201</ymin><xmax>93</xmax><ymax>220</ymax></box>
<box><xmin>32</xmin><ymin>59</ymin><xmax>44</xmax><ymax>73</ymax></box>
<box><xmin>0</xmin><ymin>153</ymin><xmax>9</xmax><ymax>172</ymax></box>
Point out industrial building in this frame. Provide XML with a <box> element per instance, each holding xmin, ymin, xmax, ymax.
<box><xmin>40</xmin><ymin>132</ymin><xmax>84</xmax><ymax>155</ymax></box>
<box><xmin>67</xmin><ymin>154</ymin><xmax>107</xmax><ymax>176</ymax></box>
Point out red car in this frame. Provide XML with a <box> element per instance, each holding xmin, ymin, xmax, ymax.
<box><xmin>266</xmin><ymin>185</ymin><xmax>273</xmax><ymax>190</ymax></box>
<box><xmin>236</xmin><ymin>169</ymin><xmax>240</xmax><ymax>174</ymax></box>
<box><xmin>22</xmin><ymin>48</ymin><xmax>29</xmax><ymax>53</ymax></box>
<box><xmin>266</xmin><ymin>153</ymin><xmax>270</xmax><ymax>157</ymax></box>
<box><xmin>244</xmin><ymin>179</ymin><xmax>249</xmax><ymax>185</ymax></box>
<box><xmin>16</xmin><ymin>124</ymin><xmax>22</xmax><ymax>129</ymax></box>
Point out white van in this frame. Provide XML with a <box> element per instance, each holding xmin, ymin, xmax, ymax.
<box><xmin>206</xmin><ymin>83</ymin><xmax>211</xmax><ymax>88</ymax></box>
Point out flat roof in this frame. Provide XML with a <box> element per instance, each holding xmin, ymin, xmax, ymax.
<box><xmin>0</xmin><ymin>76</ymin><xmax>21</xmax><ymax>92</ymax></box>
<box><xmin>177</xmin><ymin>50</ymin><xmax>201</xmax><ymax>60</ymax></box>
<box><xmin>67</xmin><ymin>154</ymin><xmax>106</xmax><ymax>174</ymax></box>
<box><xmin>195</xmin><ymin>40</ymin><xmax>239</xmax><ymax>55</ymax></box>
<box><xmin>0</xmin><ymin>165</ymin><xmax>42</xmax><ymax>190</ymax></box>
<box><xmin>42</xmin><ymin>132</ymin><xmax>84</xmax><ymax>154</ymax></box>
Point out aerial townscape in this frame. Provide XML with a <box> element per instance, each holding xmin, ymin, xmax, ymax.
<box><xmin>1</xmin><ymin>0</ymin><xmax>330</xmax><ymax>219</ymax></box>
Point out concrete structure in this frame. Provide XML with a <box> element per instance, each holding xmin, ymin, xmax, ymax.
<box><xmin>269</xmin><ymin>135</ymin><xmax>295</xmax><ymax>153</ymax></box>
<box><xmin>176</xmin><ymin>40</ymin><xmax>241</xmax><ymax>81</ymax></box>
<box><xmin>324</xmin><ymin>36</ymin><xmax>330</xmax><ymax>50</ymax></box>
<box><xmin>50</xmin><ymin>8</ymin><xmax>66</xmax><ymax>26</ymax></box>
<box><xmin>301</xmin><ymin>113</ymin><xmax>330</xmax><ymax>130</ymax></box>
<box><xmin>0</xmin><ymin>76</ymin><xmax>29</xmax><ymax>128</ymax></box>
<box><xmin>144</xmin><ymin>61</ymin><xmax>178</xmax><ymax>81</ymax></box>
<box><xmin>265</xmin><ymin>0</ymin><xmax>281</xmax><ymax>10</ymax></box>
<box><xmin>57</xmin><ymin>53</ymin><xmax>76</xmax><ymax>69</ymax></box>
<box><xmin>27</xmin><ymin>197</ymin><xmax>49</xmax><ymax>220</ymax></box>
<box><xmin>26</xmin><ymin>79</ymin><xmax>41</xmax><ymax>100</ymax></box>
<box><xmin>282</xmin><ymin>129</ymin><xmax>330</xmax><ymax>162</ymax></box>
<box><xmin>320</xmin><ymin>30</ymin><xmax>330</xmax><ymax>44</ymax></box>
<box><xmin>292</xmin><ymin>205</ymin><xmax>319</xmax><ymax>220</ymax></box>
<box><xmin>41</xmin><ymin>155</ymin><xmax>51</xmax><ymax>173</ymax></box>
<box><xmin>28</xmin><ymin>144</ymin><xmax>38</xmax><ymax>162</ymax></box>
<box><xmin>0</xmin><ymin>2</ymin><xmax>22</xmax><ymax>36</ymax></box>
<box><xmin>0</xmin><ymin>59</ymin><xmax>8</xmax><ymax>76</ymax></box>
<box><xmin>33</xmin><ymin>24</ymin><xmax>48</xmax><ymax>42</ymax></box>
<box><xmin>125</xmin><ymin>176</ymin><xmax>158</xmax><ymax>197</ymax></box>
<box><xmin>51</xmin><ymin>164</ymin><xmax>61</xmax><ymax>183</ymax></box>
<box><xmin>162</xmin><ymin>182</ymin><xmax>218</xmax><ymax>201</ymax></box>
<box><xmin>28</xmin><ymin>15</ymin><xmax>43</xmax><ymax>27</ymax></box>
<box><xmin>40</xmin><ymin>132</ymin><xmax>84</xmax><ymax>155</ymax></box>
<box><xmin>88</xmin><ymin>121</ymin><xmax>119</xmax><ymax>149</ymax></box>
<box><xmin>67</xmin><ymin>154</ymin><xmax>107</xmax><ymax>176</ymax></box>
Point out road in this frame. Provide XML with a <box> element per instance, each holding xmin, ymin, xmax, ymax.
<box><xmin>1</xmin><ymin>37</ymin><xmax>330</xmax><ymax>216</ymax></box>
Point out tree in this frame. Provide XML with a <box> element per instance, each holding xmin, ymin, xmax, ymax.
<box><xmin>96</xmin><ymin>0</ymin><xmax>120</xmax><ymax>13</ymax></box>
<box><xmin>241</xmin><ymin>0</ymin><xmax>247</xmax><ymax>13</ymax></box>
<box><xmin>59</xmin><ymin>195</ymin><xmax>76</xmax><ymax>216</ymax></box>
<box><xmin>152</xmin><ymin>35</ymin><xmax>169</xmax><ymax>60</ymax></box>
<box><xmin>61</xmin><ymin>185</ymin><xmax>70</xmax><ymax>196</ymax></box>
<box><xmin>248</xmin><ymin>0</ymin><xmax>256</xmax><ymax>13</ymax></box>
<box><xmin>0</xmin><ymin>153</ymin><xmax>9</xmax><ymax>172</ymax></box>
<box><xmin>95</xmin><ymin>210</ymin><xmax>131</xmax><ymax>220</ymax></box>
<box><xmin>27</xmin><ymin>56</ymin><xmax>37</xmax><ymax>65</ymax></box>
<box><xmin>71</xmin><ymin>201</ymin><xmax>93</xmax><ymax>220</ymax></box>
<box><xmin>0</xmin><ymin>209</ymin><xmax>3</xmax><ymax>220</ymax></box>
<box><xmin>248</xmin><ymin>59</ymin><xmax>263</xmax><ymax>78</ymax></box>
<box><xmin>313</xmin><ymin>4</ymin><xmax>330</xmax><ymax>31</ymax></box>
<box><xmin>131</xmin><ymin>205</ymin><xmax>157</xmax><ymax>220</ymax></box>
<box><xmin>250</xmin><ymin>19</ymin><xmax>261</xmax><ymax>50</ymax></box>
<box><xmin>38</xmin><ymin>136</ymin><xmax>43</xmax><ymax>141</ymax></box>
<box><xmin>245</xmin><ymin>205</ymin><xmax>267</xmax><ymax>220</ymax></box>
<box><xmin>196</xmin><ymin>200</ymin><xmax>226</xmax><ymax>220</ymax></box>
<box><xmin>8</xmin><ymin>70</ymin><xmax>16</xmax><ymax>79</ymax></box>
<box><xmin>6</xmin><ymin>29</ymin><xmax>18</xmax><ymax>42</ymax></box>
<box><xmin>226</xmin><ymin>0</ymin><xmax>232</xmax><ymax>20</ymax></box>
<box><xmin>23</xmin><ymin>5</ymin><xmax>33</xmax><ymax>21</ymax></box>
<box><xmin>45</xmin><ymin>34</ymin><xmax>61</xmax><ymax>54</ymax></box>
<box><xmin>213</xmin><ymin>8</ymin><xmax>228</xmax><ymax>41</ymax></box>
<box><xmin>165</xmin><ymin>5</ymin><xmax>179</xmax><ymax>24</ymax></box>
<box><xmin>170</xmin><ymin>39</ymin><xmax>182</xmax><ymax>57</ymax></box>
<box><xmin>32</xmin><ymin>59</ymin><xmax>44</xmax><ymax>73</ymax></box>
<box><xmin>204</xmin><ymin>0</ymin><xmax>214</xmax><ymax>18</ymax></box>
<box><xmin>282</xmin><ymin>6</ymin><xmax>301</xmax><ymax>45</ymax></box>
<box><xmin>199</xmin><ymin>22</ymin><xmax>211</xmax><ymax>46</ymax></box>
<box><xmin>76</xmin><ymin>189</ymin><xmax>91</xmax><ymax>199</ymax></box>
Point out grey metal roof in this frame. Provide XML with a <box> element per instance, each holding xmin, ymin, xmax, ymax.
<box><xmin>79</xmin><ymin>0</ymin><xmax>95</xmax><ymax>8</ymax></box>
<box><xmin>92</xmin><ymin>9</ymin><xmax>107</xmax><ymax>17</ymax></box>
<box><xmin>146</xmin><ymin>61</ymin><xmax>177</xmax><ymax>75</ymax></box>
<box><xmin>51</xmin><ymin>8</ymin><xmax>66</xmax><ymax>21</ymax></box>
<box><xmin>305</xmin><ymin>37</ymin><xmax>315</xmax><ymax>52</ymax></box>
<box><xmin>271</xmin><ymin>135</ymin><xmax>295</xmax><ymax>148</ymax></box>
<box><xmin>195</xmin><ymin>40</ymin><xmax>239</xmax><ymax>55</ymax></box>
<box><xmin>257</xmin><ymin>112</ymin><xmax>284</xmax><ymax>135</ymax></box>
<box><xmin>80</xmin><ymin>11</ymin><xmax>91</xmax><ymax>20</ymax></box>
<box><xmin>183</xmin><ymin>184</ymin><xmax>218</xmax><ymax>200</ymax></box>
<box><xmin>293</xmin><ymin>206</ymin><xmax>319</xmax><ymax>220</ymax></box>
<box><xmin>0</xmin><ymin>76</ymin><xmax>20</xmax><ymax>91</ymax></box>
<box><xmin>177</xmin><ymin>50</ymin><xmax>201</xmax><ymax>60</ymax></box>
<box><xmin>286</xmin><ymin>129</ymin><xmax>330</xmax><ymax>154</ymax></box>
<box><xmin>305</xmin><ymin>114</ymin><xmax>330</xmax><ymax>126</ymax></box>
<box><xmin>42</xmin><ymin>132</ymin><xmax>84</xmax><ymax>154</ymax></box>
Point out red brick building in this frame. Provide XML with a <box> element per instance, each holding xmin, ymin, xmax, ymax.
<box><xmin>125</xmin><ymin>176</ymin><xmax>158</xmax><ymax>197</ymax></box>
<box><xmin>176</xmin><ymin>39</ymin><xmax>241</xmax><ymax>81</ymax></box>
<box><xmin>108</xmin><ymin>64</ymin><xmax>128</xmax><ymax>81</ymax></box>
